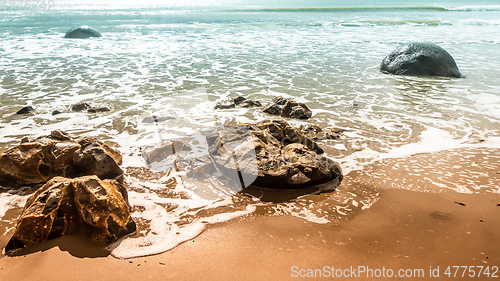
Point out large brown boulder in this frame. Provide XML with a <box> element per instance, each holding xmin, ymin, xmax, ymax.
<box><xmin>204</xmin><ymin>119</ymin><xmax>343</xmax><ymax>189</ymax></box>
<box><xmin>0</xmin><ymin>131</ymin><xmax>123</xmax><ymax>188</ymax></box>
<box><xmin>0</xmin><ymin>133</ymin><xmax>79</xmax><ymax>187</ymax></box>
<box><xmin>5</xmin><ymin>175</ymin><xmax>136</xmax><ymax>253</ymax></box>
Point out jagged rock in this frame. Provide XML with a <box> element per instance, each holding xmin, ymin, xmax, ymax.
<box><xmin>240</xmin><ymin>100</ymin><xmax>262</xmax><ymax>108</ymax></box>
<box><xmin>64</xmin><ymin>26</ymin><xmax>102</xmax><ymax>39</ymax></box>
<box><xmin>380</xmin><ymin>42</ymin><xmax>462</xmax><ymax>77</ymax></box>
<box><xmin>233</xmin><ymin>96</ymin><xmax>246</xmax><ymax>105</ymax></box>
<box><xmin>50</xmin><ymin>129</ymin><xmax>72</xmax><ymax>141</ymax></box>
<box><xmin>205</xmin><ymin>119</ymin><xmax>342</xmax><ymax>189</ymax></box>
<box><xmin>214</xmin><ymin>98</ymin><xmax>236</xmax><ymax>109</ymax></box>
<box><xmin>71</xmin><ymin>102</ymin><xmax>90</xmax><ymax>112</ymax></box>
<box><xmin>0</xmin><ymin>132</ymin><xmax>123</xmax><ymax>188</ymax></box>
<box><xmin>71</xmin><ymin>103</ymin><xmax>109</xmax><ymax>113</ymax></box>
<box><xmin>0</xmin><ymin>136</ymin><xmax>80</xmax><ymax>187</ymax></box>
<box><xmin>262</xmin><ymin>96</ymin><xmax>312</xmax><ymax>119</ymax></box>
<box><xmin>16</xmin><ymin>106</ymin><xmax>35</xmax><ymax>115</ymax></box>
<box><xmin>254</xmin><ymin>142</ymin><xmax>342</xmax><ymax>188</ymax></box>
<box><xmin>70</xmin><ymin>138</ymin><xmax>123</xmax><ymax>180</ymax></box>
<box><xmin>88</xmin><ymin>107</ymin><xmax>110</xmax><ymax>113</ymax></box>
<box><xmin>5</xmin><ymin>175</ymin><xmax>136</xmax><ymax>252</ymax></box>
<box><xmin>300</xmin><ymin>125</ymin><xmax>346</xmax><ymax>141</ymax></box>
<box><xmin>142</xmin><ymin>140</ymin><xmax>191</xmax><ymax>166</ymax></box>
<box><xmin>255</xmin><ymin>119</ymin><xmax>323</xmax><ymax>154</ymax></box>
<box><xmin>215</xmin><ymin>96</ymin><xmax>262</xmax><ymax>110</ymax></box>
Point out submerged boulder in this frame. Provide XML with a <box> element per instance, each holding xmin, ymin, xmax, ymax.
<box><xmin>203</xmin><ymin>119</ymin><xmax>342</xmax><ymax>189</ymax></box>
<box><xmin>64</xmin><ymin>26</ymin><xmax>102</xmax><ymax>39</ymax></box>
<box><xmin>15</xmin><ymin>106</ymin><xmax>35</xmax><ymax>115</ymax></box>
<box><xmin>262</xmin><ymin>96</ymin><xmax>312</xmax><ymax>119</ymax></box>
<box><xmin>380</xmin><ymin>42</ymin><xmax>462</xmax><ymax>78</ymax></box>
<box><xmin>5</xmin><ymin>175</ymin><xmax>136</xmax><ymax>252</ymax></box>
<box><xmin>0</xmin><ymin>131</ymin><xmax>123</xmax><ymax>188</ymax></box>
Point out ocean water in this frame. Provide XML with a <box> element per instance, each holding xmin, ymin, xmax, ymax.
<box><xmin>1</xmin><ymin>0</ymin><xmax>500</xmax><ymax>258</ymax></box>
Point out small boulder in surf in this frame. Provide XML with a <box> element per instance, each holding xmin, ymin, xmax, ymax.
<box><xmin>64</xmin><ymin>26</ymin><xmax>102</xmax><ymax>39</ymax></box>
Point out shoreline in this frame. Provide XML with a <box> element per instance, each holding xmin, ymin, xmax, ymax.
<box><xmin>1</xmin><ymin>146</ymin><xmax>499</xmax><ymax>280</ymax></box>
<box><xmin>1</xmin><ymin>187</ymin><xmax>498</xmax><ymax>280</ymax></box>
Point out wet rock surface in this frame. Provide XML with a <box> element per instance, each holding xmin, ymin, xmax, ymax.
<box><xmin>380</xmin><ymin>42</ymin><xmax>462</xmax><ymax>77</ymax></box>
<box><xmin>214</xmin><ymin>96</ymin><xmax>262</xmax><ymax>110</ymax></box>
<box><xmin>197</xmin><ymin>119</ymin><xmax>343</xmax><ymax>189</ymax></box>
<box><xmin>64</xmin><ymin>26</ymin><xmax>102</xmax><ymax>39</ymax></box>
<box><xmin>15</xmin><ymin>106</ymin><xmax>35</xmax><ymax>115</ymax></box>
<box><xmin>262</xmin><ymin>96</ymin><xmax>312</xmax><ymax>119</ymax></box>
<box><xmin>5</xmin><ymin>175</ymin><xmax>135</xmax><ymax>253</ymax></box>
<box><xmin>0</xmin><ymin>131</ymin><xmax>123</xmax><ymax>188</ymax></box>
<box><xmin>299</xmin><ymin>124</ymin><xmax>346</xmax><ymax>141</ymax></box>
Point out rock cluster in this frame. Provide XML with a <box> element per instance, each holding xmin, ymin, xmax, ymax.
<box><xmin>1</xmin><ymin>131</ymin><xmax>135</xmax><ymax>253</ymax></box>
<box><xmin>13</xmin><ymin>102</ymin><xmax>110</xmax><ymax>117</ymax></box>
<box><xmin>262</xmin><ymin>96</ymin><xmax>312</xmax><ymax>119</ymax></box>
<box><xmin>189</xmin><ymin>119</ymin><xmax>343</xmax><ymax>189</ymax></box>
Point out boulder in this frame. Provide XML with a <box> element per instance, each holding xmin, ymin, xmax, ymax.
<box><xmin>87</xmin><ymin>107</ymin><xmax>110</xmax><ymax>113</ymax></box>
<box><xmin>0</xmin><ymin>131</ymin><xmax>123</xmax><ymax>188</ymax></box>
<box><xmin>204</xmin><ymin>119</ymin><xmax>342</xmax><ymax>189</ymax></box>
<box><xmin>64</xmin><ymin>26</ymin><xmax>102</xmax><ymax>39</ymax></box>
<box><xmin>0</xmin><ymin>135</ymin><xmax>80</xmax><ymax>187</ymax></box>
<box><xmin>70</xmin><ymin>137</ymin><xmax>123</xmax><ymax>180</ymax></box>
<box><xmin>5</xmin><ymin>175</ymin><xmax>136</xmax><ymax>252</ymax></box>
<box><xmin>262</xmin><ymin>96</ymin><xmax>312</xmax><ymax>119</ymax></box>
<box><xmin>380</xmin><ymin>42</ymin><xmax>462</xmax><ymax>77</ymax></box>
<box><xmin>16</xmin><ymin>106</ymin><xmax>35</xmax><ymax>115</ymax></box>
<box><xmin>71</xmin><ymin>102</ymin><xmax>90</xmax><ymax>112</ymax></box>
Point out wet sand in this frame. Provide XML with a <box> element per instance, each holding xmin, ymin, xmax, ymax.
<box><xmin>1</xmin><ymin>148</ymin><xmax>499</xmax><ymax>280</ymax></box>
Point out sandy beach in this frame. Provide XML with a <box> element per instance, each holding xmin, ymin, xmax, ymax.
<box><xmin>1</xmin><ymin>147</ymin><xmax>498</xmax><ymax>281</ymax></box>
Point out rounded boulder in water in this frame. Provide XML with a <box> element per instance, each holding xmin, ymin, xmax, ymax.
<box><xmin>380</xmin><ymin>42</ymin><xmax>462</xmax><ymax>78</ymax></box>
<box><xmin>64</xmin><ymin>26</ymin><xmax>102</xmax><ymax>39</ymax></box>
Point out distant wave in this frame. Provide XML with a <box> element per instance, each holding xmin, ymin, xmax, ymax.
<box><xmin>231</xmin><ymin>5</ymin><xmax>500</xmax><ymax>13</ymax></box>
<box><xmin>233</xmin><ymin>6</ymin><xmax>448</xmax><ymax>13</ymax></box>
<box><xmin>447</xmin><ymin>5</ymin><xmax>500</xmax><ymax>11</ymax></box>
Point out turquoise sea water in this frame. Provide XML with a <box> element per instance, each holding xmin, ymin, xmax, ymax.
<box><xmin>1</xmin><ymin>0</ymin><xmax>500</xmax><ymax>257</ymax></box>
